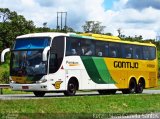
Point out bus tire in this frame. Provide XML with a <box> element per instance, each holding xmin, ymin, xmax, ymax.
<box><xmin>122</xmin><ymin>79</ymin><xmax>137</xmax><ymax>94</ymax></box>
<box><xmin>64</xmin><ymin>79</ymin><xmax>78</xmax><ymax>96</ymax></box>
<box><xmin>33</xmin><ymin>91</ymin><xmax>45</xmax><ymax>97</ymax></box>
<box><xmin>136</xmin><ymin>79</ymin><xmax>145</xmax><ymax>94</ymax></box>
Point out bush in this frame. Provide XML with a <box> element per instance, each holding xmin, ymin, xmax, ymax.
<box><xmin>0</xmin><ymin>71</ymin><xmax>9</xmax><ymax>84</ymax></box>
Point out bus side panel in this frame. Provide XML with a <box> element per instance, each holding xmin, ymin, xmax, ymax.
<box><xmin>46</xmin><ymin>69</ymin><xmax>66</xmax><ymax>91</ymax></box>
<box><xmin>104</xmin><ymin>58</ymin><xmax>158</xmax><ymax>89</ymax></box>
<box><xmin>104</xmin><ymin>58</ymin><xmax>134</xmax><ymax>89</ymax></box>
<box><xmin>145</xmin><ymin>60</ymin><xmax>158</xmax><ymax>88</ymax></box>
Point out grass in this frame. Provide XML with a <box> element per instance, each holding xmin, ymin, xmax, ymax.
<box><xmin>0</xmin><ymin>94</ymin><xmax>160</xmax><ymax>118</ymax></box>
<box><xmin>0</xmin><ymin>60</ymin><xmax>9</xmax><ymax>72</ymax></box>
<box><xmin>2</xmin><ymin>88</ymin><xmax>31</xmax><ymax>94</ymax></box>
<box><xmin>0</xmin><ymin>60</ymin><xmax>9</xmax><ymax>84</ymax></box>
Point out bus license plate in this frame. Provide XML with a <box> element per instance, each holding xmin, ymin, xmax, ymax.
<box><xmin>22</xmin><ymin>86</ymin><xmax>29</xmax><ymax>89</ymax></box>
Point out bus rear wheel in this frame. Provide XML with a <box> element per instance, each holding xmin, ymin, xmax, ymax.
<box><xmin>33</xmin><ymin>91</ymin><xmax>45</xmax><ymax>97</ymax></box>
<box><xmin>136</xmin><ymin>79</ymin><xmax>145</xmax><ymax>93</ymax></box>
<box><xmin>122</xmin><ymin>79</ymin><xmax>137</xmax><ymax>94</ymax></box>
<box><xmin>64</xmin><ymin>80</ymin><xmax>77</xmax><ymax>96</ymax></box>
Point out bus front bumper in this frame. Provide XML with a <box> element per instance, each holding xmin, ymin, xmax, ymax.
<box><xmin>10</xmin><ymin>83</ymin><xmax>64</xmax><ymax>92</ymax></box>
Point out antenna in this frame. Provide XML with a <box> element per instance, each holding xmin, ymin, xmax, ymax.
<box><xmin>56</xmin><ymin>12</ymin><xmax>67</xmax><ymax>32</ymax></box>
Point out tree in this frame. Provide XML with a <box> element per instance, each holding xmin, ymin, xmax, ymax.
<box><xmin>64</xmin><ymin>26</ymin><xmax>75</xmax><ymax>32</ymax></box>
<box><xmin>0</xmin><ymin>8</ymin><xmax>35</xmax><ymax>51</ymax></box>
<box><xmin>117</xmin><ymin>28</ymin><xmax>122</xmax><ymax>37</ymax></box>
<box><xmin>104</xmin><ymin>33</ymin><xmax>113</xmax><ymax>36</ymax></box>
<box><xmin>82</xmin><ymin>21</ymin><xmax>106</xmax><ymax>34</ymax></box>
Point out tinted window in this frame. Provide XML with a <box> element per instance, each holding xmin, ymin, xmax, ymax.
<box><xmin>81</xmin><ymin>39</ymin><xmax>95</xmax><ymax>56</ymax></box>
<box><xmin>49</xmin><ymin>36</ymin><xmax>64</xmax><ymax>73</ymax></box>
<box><xmin>143</xmin><ymin>46</ymin><xmax>156</xmax><ymax>60</ymax></box>
<box><xmin>66</xmin><ymin>37</ymin><xmax>95</xmax><ymax>56</ymax></box>
<box><xmin>66</xmin><ymin>37</ymin><xmax>82</xmax><ymax>56</ymax></box>
<box><xmin>95</xmin><ymin>41</ymin><xmax>109</xmax><ymax>57</ymax></box>
<box><xmin>109</xmin><ymin>43</ymin><xmax>121</xmax><ymax>58</ymax></box>
<box><xmin>65</xmin><ymin>37</ymin><xmax>156</xmax><ymax>60</ymax></box>
<box><xmin>133</xmin><ymin>46</ymin><xmax>143</xmax><ymax>59</ymax></box>
<box><xmin>10</xmin><ymin>50</ymin><xmax>47</xmax><ymax>76</ymax></box>
<box><xmin>143</xmin><ymin>47</ymin><xmax>150</xmax><ymax>60</ymax></box>
<box><xmin>122</xmin><ymin>44</ymin><xmax>133</xmax><ymax>59</ymax></box>
<box><xmin>149</xmin><ymin>47</ymin><xmax>156</xmax><ymax>60</ymax></box>
<box><xmin>14</xmin><ymin>37</ymin><xmax>50</xmax><ymax>50</ymax></box>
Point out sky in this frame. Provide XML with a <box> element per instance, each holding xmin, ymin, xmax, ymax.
<box><xmin>0</xmin><ymin>0</ymin><xmax>160</xmax><ymax>39</ymax></box>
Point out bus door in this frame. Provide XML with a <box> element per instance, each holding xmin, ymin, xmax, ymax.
<box><xmin>49</xmin><ymin>36</ymin><xmax>66</xmax><ymax>90</ymax></box>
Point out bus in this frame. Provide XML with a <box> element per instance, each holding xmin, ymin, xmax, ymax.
<box><xmin>1</xmin><ymin>32</ymin><xmax>158</xmax><ymax>97</ymax></box>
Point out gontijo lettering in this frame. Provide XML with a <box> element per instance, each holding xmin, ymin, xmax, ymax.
<box><xmin>114</xmin><ymin>61</ymin><xmax>138</xmax><ymax>69</ymax></box>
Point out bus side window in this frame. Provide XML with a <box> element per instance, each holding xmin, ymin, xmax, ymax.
<box><xmin>81</xmin><ymin>39</ymin><xmax>95</xmax><ymax>56</ymax></box>
<box><xmin>95</xmin><ymin>41</ymin><xmax>108</xmax><ymax>57</ymax></box>
<box><xmin>149</xmin><ymin>47</ymin><xmax>156</xmax><ymax>60</ymax></box>
<box><xmin>66</xmin><ymin>37</ymin><xmax>82</xmax><ymax>56</ymax></box>
<box><xmin>122</xmin><ymin>45</ymin><xmax>133</xmax><ymax>59</ymax></box>
<box><xmin>143</xmin><ymin>47</ymin><xmax>150</xmax><ymax>60</ymax></box>
<box><xmin>133</xmin><ymin>46</ymin><xmax>142</xmax><ymax>59</ymax></box>
<box><xmin>109</xmin><ymin>43</ymin><xmax>121</xmax><ymax>58</ymax></box>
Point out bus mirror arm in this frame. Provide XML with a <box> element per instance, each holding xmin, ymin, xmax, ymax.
<box><xmin>42</xmin><ymin>46</ymin><xmax>50</xmax><ymax>61</ymax></box>
<box><xmin>1</xmin><ymin>48</ymin><xmax>10</xmax><ymax>63</ymax></box>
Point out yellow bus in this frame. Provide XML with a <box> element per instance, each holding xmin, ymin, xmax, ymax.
<box><xmin>1</xmin><ymin>32</ymin><xmax>158</xmax><ymax>96</ymax></box>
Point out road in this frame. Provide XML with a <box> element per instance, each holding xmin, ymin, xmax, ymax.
<box><xmin>0</xmin><ymin>90</ymin><xmax>160</xmax><ymax>100</ymax></box>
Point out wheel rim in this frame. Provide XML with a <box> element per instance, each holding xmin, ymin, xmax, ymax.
<box><xmin>68</xmin><ymin>83</ymin><xmax>76</xmax><ymax>94</ymax></box>
<box><xmin>130</xmin><ymin>81</ymin><xmax>136</xmax><ymax>93</ymax></box>
<box><xmin>138</xmin><ymin>82</ymin><xmax>143</xmax><ymax>92</ymax></box>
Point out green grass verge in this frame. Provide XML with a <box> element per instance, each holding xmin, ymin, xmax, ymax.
<box><xmin>2</xmin><ymin>88</ymin><xmax>31</xmax><ymax>94</ymax></box>
<box><xmin>0</xmin><ymin>94</ymin><xmax>160</xmax><ymax>119</ymax></box>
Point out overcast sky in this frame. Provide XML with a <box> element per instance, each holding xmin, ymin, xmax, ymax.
<box><xmin>0</xmin><ymin>0</ymin><xmax>160</xmax><ymax>39</ymax></box>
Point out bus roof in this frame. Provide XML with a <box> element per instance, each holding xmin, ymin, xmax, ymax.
<box><xmin>76</xmin><ymin>33</ymin><xmax>156</xmax><ymax>47</ymax></box>
<box><xmin>16</xmin><ymin>32</ymin><xmax>156</xmax><ymax>47</ymax></box>
<box><xmin>16</xmin><ymin>32</ymin><xmax>69</xmax><ymax>39</ymax></box>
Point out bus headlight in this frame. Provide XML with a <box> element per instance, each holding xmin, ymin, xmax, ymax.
<box><xmin>36</xmin><ymin>79</ymin><xmax>47</xmax><ymax>83</ymax></box>
<box><xmin>10</xmin><ymin>80</ymin><xmax>15</xmax><ymax>83</ymax></box>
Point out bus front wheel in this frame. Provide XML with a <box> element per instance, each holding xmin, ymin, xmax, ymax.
<box><xmin>33</xmin><ymin>91</ymin><xmax>45</xmax><ymax>97</ymax></box>
<box><xmin>64</xmin><ymin>79</ymin><xmax>78</xmax><ymax>96</ymax></box>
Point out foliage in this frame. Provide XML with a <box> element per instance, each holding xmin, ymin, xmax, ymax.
<box><xmin>104</xmin><ymin>32</ymin><xmax>113</xmax><ymax>36</ymax></box>
<box><xmin>0</xmin><ymin>59</ymin><xmax>9</xmax><ymax>83</ymax></box>
<box><xmin>120</xmin><ymin>35</ymin><xmax>143</xmax><ymax>42</ymax></box>
<box><xmin>82</xmin><ymin>21</ymin><xmax>106</xmax><ymax>34</ymax></box>
<box><xmin>0</xmin><ymin>8</ymin><xmax>35</xmax><ymax>51</ymax></box>
<box><xmin>0</xmin><ymin>71</ymin><xmax>9</xmax><ymax>83</ymax></box>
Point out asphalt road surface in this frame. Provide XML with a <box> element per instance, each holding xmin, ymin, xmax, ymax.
<box><xmin>0</xmin><ymin>90</ymin><xmax>160</xmax><ymax>100</ymax></box>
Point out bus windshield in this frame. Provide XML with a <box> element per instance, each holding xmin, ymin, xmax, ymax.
<box><xmin>14</xmin><ymin>37</ymin><xmax>50</xmax><ymax>50</ymax></box>
<box><xmin>10</xmin><ymin>50</ymin><xmax>47</xmax><ymax>76</ymax></box>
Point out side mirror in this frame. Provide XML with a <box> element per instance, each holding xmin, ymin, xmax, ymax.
<box><xmin>42</xmin><ymin>46</ymin><xmax>50</xmax><ymax>61</ymax></box>
<box><xmin>1</xmin><ymin>48</ymin><xmax>10</xmax><ymax>63</ymax></box>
